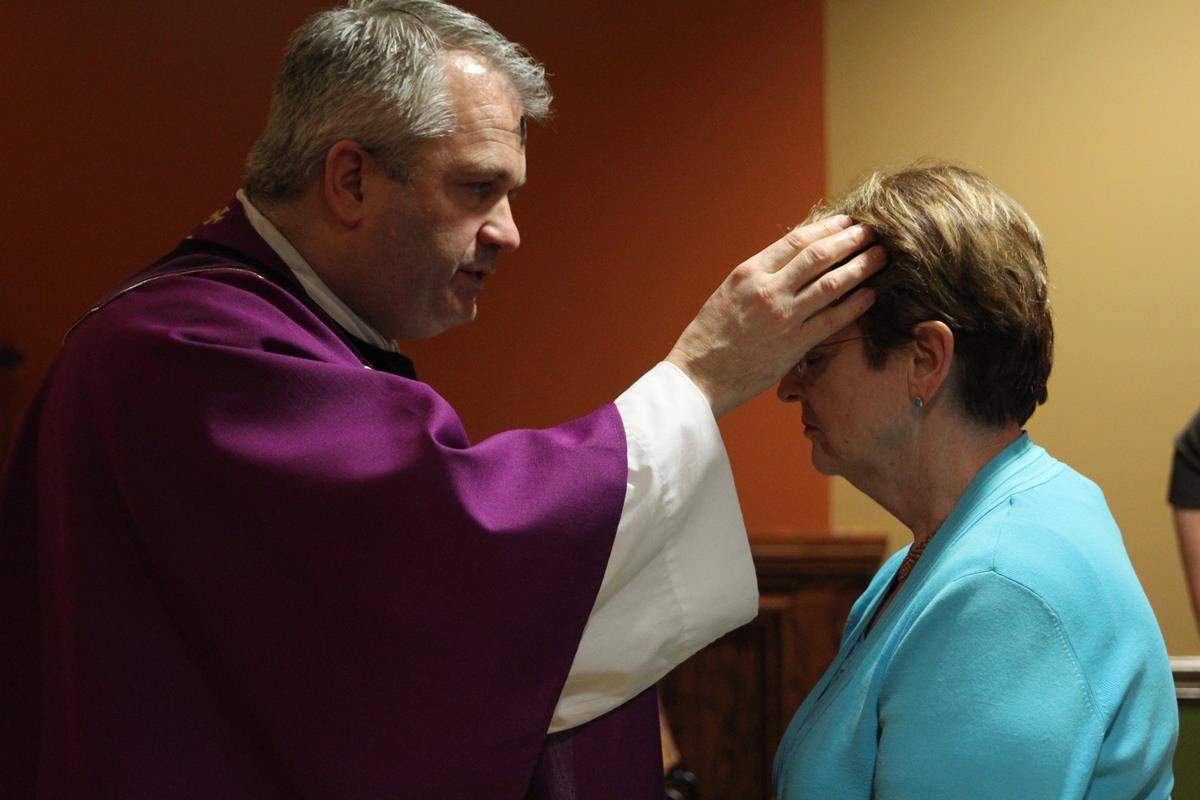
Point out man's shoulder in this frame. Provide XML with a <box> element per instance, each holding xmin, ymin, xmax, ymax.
<box><xmin>66</xmin><ymin>261</ymin><xmax>350</xmax><ymax>366</ymax></box>
<box><xmin>37</xmin><ymin>260</ymin><xmax>414</xmax><ymax>446</ymax></box>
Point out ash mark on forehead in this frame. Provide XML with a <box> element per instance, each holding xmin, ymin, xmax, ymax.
<box><xmin>518</xmin><ymin>115</ymin><xmax>527</xmax><ymax>148</ymax></box>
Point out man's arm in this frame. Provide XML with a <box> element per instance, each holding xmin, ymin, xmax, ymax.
<box><xmin>551</xmin><ymin>361</ymin><xmax>754</xmax><ymax>731</ymax></box>
<box><xmin>552</xmin><ymin>219</ymin><xmax>884</xmax><ymax>729</ymax></box>
<box><xmin>1169</xmin><ymin>408</ymin><xmax>1200</xmax><ymax>631</ymax></box>
<box><xmin>1175</xmin><ymin>508</ymin><xmax>1200</xmax><ymax>629</ymax></box>
<box><xmin>60</xmin><ymin>272</ymin><xmax>633</xmax><ymax>794</ymax></box>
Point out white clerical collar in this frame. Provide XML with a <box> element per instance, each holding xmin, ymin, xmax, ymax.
<box><xmin>236</xmin><ymin>189</ymin><xmax>397</xmax><ymax>352</ymax></box>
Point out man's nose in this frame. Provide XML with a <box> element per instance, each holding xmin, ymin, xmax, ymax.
<box><xmin>777</xmin><ymin>367</ymin><xmax>806</xmax><ymax>403</ymax></box>
<box><xmin>480</xmin><ymin>196</ymin><xmax>520</xmax><ymax>252</ymax></box>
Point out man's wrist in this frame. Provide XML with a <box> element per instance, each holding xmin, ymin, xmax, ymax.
<box><xmin>664</xmin><ymin>349</ymin><xmax>724</xmax><ymax>417</ymax></box>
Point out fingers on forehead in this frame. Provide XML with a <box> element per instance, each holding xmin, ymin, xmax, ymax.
<box><xmin>786</xmin><ymin>247</ymin><xmax>883</xmax><ymax>330</ymax></box>
<box><xmin>777</xmin><ymin>231</ymin><xmax>879</xmax><ymax>294</ymax></box>
<box><xmin>819</xmin><ymin>245</ymin><xmax>886</xmax><ymax>293</ymax></box>
<box><xmin>814</xmin><ymin>213</ymin><xmax>855</xmax><ymax>237</ymax></box>
<box><xmin>761</xmin><ymin>215</ymin><xmax>855</xmax><ymax>270</ymax></box>
<box><xmin>810</xmin><ymin>224</ymin><xmax>875</xmax><ymax>266</ymax></box>
<box><xmin>794</xmin><ymin>215</ymin><xmax>858</xmax><ymax>253</ymax></box>
<box><xmin>804</xmin><ymin>287</ymin><xmax>878</xmax><ymax>341</ymax></box>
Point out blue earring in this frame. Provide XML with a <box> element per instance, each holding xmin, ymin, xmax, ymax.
<box><xmin>913</xmin><ymin>396</ymin><xmax>924</xmax><ymax>409</ymax></box>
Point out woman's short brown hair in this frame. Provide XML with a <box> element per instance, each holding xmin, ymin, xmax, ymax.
<box><xmin>812</xmin><ymin>163</ymin><xmax>1053</xmax><ymax>427</ymax></box>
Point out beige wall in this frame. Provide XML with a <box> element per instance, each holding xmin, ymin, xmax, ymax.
<box><xmin>825</xmin><ymin>0</ymin><xmax>1200</xmax><ymax>653</ymax></box>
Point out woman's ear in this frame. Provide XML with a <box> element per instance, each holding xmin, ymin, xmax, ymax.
<box><xmin>322</xmin><ymin>139</ymin><xmax>370</xmax><ymax>228</ymax></box>
<box><xmin>909</xmin><ymin>321</ymin><xmax>954</xmax><ymax>408</ymax></box>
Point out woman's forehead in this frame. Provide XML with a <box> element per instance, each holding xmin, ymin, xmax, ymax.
<box><xmin>817</xmin><ymin>322</ymin><xmax>861</xmax><ymax>347</ymax></box>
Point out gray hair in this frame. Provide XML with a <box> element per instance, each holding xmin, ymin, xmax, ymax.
<box><xmin>243</xmin><ymin>0</ymin><xmax>552</xmax><ymax>201</ymax></box>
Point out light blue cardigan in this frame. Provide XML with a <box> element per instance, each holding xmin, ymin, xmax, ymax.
<box><xmin>773</xmin><ymin>435</ymin><xmax>1178</xmax><ymax>799</ymax></box>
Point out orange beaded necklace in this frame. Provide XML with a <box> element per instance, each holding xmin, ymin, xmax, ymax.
<box><xmin>894</xmin><ymin>534</ymin><xmax>934</xmax><ymax>584</ymax></box>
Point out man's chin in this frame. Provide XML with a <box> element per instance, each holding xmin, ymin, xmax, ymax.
<box><xmin>452</xmin><ymin>301</ymin><xmax>479</xmax><ymax>328</ymax></box>
<box><xmin>395</xmin><ymin>304</ymin><xmax>477</xmax><ymax>341</ymax></box>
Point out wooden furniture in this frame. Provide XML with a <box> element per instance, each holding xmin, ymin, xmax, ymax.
<box><xmin>660</xmin><ymin>535</ymin><xmax>887</xmax><ymax>799</ymax></box>
<box><xmin>1173</xmin><ymin>657</ymin><xmax>1200</xmax><ymax>799</ymax></box>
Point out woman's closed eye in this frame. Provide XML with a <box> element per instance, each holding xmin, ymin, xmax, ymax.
<box><xmin>804</xmin><ymin>351</ymin><xmax>830</xmax><ymax>368</ymax></box>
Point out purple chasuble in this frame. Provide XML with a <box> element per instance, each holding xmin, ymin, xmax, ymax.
<box><xmin>0</xmin><ymin>199</ymin><xmax>663</xmax><ymax>798</ymax></box>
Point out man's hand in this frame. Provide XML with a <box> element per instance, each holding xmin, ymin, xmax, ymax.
<box><xmin>666</xmin><ymin>215</ymin><xmax>885</xmax><ymax>417</ymax></box>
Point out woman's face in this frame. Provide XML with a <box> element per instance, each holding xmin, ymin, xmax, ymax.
<box><xmin>776</xmin><ymin>324</ymin><xmax>913</xmax><ymax>482</ymax></box>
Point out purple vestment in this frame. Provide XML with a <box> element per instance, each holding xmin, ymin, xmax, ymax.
<box><xmin>0</xmin><ymin>200</ymin><xmax>663</xmax><ymax>798</ymax></box>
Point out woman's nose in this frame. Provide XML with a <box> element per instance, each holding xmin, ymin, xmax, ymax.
<box><xmin>777</xmin><ymin>366</ymin><xmax>806</xmax><ymax>403</ymax></box>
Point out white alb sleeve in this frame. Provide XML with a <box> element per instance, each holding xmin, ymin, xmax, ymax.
<box><xmin>548</xmin><ymin>361</ymin><xmax>759</xmax><ymax>733</ymax></box>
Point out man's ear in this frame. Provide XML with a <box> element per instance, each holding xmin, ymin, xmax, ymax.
<box><xmin>322</xmin><ymin>139</ymin><xmax>370</xmax><ymax>228</ymax></box>
<box><xmin>909</xmin><ymin>321</ymin><xmax>955</xmax><ymax>407</ymax></box>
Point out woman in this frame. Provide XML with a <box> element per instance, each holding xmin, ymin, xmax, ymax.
<box><xmin>772</xmin><ymin>164</ymin><xmax>1177</xmax><ymax>799</ymax></box>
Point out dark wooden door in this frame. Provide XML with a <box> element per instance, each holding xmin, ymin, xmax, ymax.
<box><xmin>661</xmin><ymin>537</ymin><xmax>886</xmax><ymax>799</ymax></box>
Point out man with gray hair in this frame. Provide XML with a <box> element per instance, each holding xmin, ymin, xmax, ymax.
<box><xmin>0</xmin><ymin>1</ymin><xmax>882</xmax><ymax>798</ymax></box>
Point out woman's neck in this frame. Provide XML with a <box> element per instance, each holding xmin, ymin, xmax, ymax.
<box><xmin>855</xmin><ymin>420</ymin><xmax>1021</xmax><ymax>547</ymax></box>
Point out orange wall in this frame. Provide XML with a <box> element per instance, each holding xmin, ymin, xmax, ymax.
<box><xmin>0</xmin><ymin>1</ymin><xmax>829</xmax><ymax>536</ymax></box>
<box><xmin>0</xmin><ymin>0</ymin><xmax>328</xmax><ymax>453</ymax></box>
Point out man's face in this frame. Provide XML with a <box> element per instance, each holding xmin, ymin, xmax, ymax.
<box><xmin>357</xmin><ymin>52</ymin><xmax>526</xmax><ymax>340</ymax></box>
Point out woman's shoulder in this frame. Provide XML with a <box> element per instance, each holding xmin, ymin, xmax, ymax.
<box><xmin>943</xmin><ymin>448</ymin><xmax>1130</xmax><ymax>603</ymax></box>
<box><xmin>987</xmin><ymin>459</ymin><xmax>1142</xmax><ymax>612</ymax></box>
<box><xmin>917</xmin><ymin>463</ymin><xmax>1173</xmax><ymax>722</ymax></box>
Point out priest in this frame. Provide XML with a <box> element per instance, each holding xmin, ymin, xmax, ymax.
<box><xmin>0</xmin><ymin>1</ymin><xmax>883</xmax><ymax>798</ymax></box>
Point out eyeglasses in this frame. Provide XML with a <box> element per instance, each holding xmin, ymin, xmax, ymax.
<box><xmin>793</xmin><ymin>335</ymin><xmax>870</xmax><ymax>377</ymax></box>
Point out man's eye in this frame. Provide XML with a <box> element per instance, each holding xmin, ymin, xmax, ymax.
<box><xmin>466</xmin><ymin>182</ymin><xmax>493</xmax><ymax>196</ymax></box>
